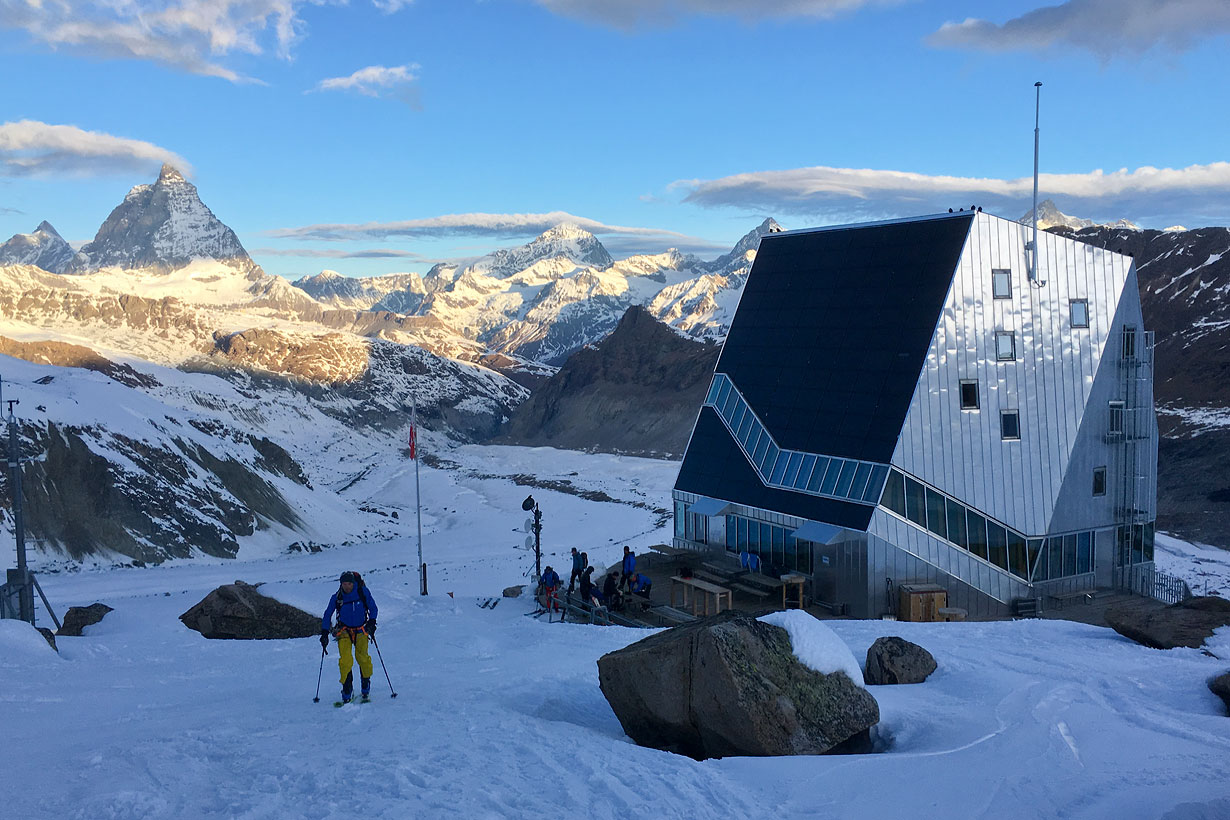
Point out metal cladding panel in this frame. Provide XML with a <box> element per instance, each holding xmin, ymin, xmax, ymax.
<box><xmin>674</xmin><ymin>407</ymin><xmax>875</xmax><ymax>530</ymax></box>
<box><xmin>893</xmin><ymin>212</ymin><xmax>1137</xmax><ymax>536</ymax></box>
<box><xmin>715</xmin><ymin>213</ymin><xmax>974</xmax><ymax>463</ymax></box>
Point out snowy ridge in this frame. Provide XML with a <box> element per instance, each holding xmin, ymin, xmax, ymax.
<box><xmin>0</xmin><ymin>221</ymin><xmax>82</xmax><ymax>273</ymax></box>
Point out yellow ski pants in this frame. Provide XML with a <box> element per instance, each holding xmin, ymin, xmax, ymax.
<box><xmin>337</xmin><ymin>628</ymin><xmax>373</xmax><ymax>684</ymax></box>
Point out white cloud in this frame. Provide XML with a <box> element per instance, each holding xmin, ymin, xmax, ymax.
<box><xmin>271</xmin><ymin>210</ymin><xmax>699</xmax><ymax>242</ymax></box>
<box><xmin>928</xmin><ymin>0</ymin><xmax>1230</xmax><ymax>58</ymax></box>
<box><xmin>314</xmin><ymin>64</ymin><xmax>421</xmax><ymax>103</ymax></box>
<box><xmin>252</xmin><ymin>247</ymin><xmax>423</xmax><ymax>259</ymax></box>
<box><xmin>0</xmin><ymin>0</ymin><xmax>409</xmax><ymax>81</ymax></box>
<box><xmin>534</xmin><ymin>0</ymin><xmax>886</xmax><ymax>28</ymax></box>
<box><xmin>677</xmin><ymin>162</ymin><xmax>1230</xmax><ymax>228</ymax></box>
<box><xmin>0</xmin><ymin>120</ymin><xmax>193</xmax><ymax>177</ymax></box>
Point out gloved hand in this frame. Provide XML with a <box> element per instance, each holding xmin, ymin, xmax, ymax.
<box><xmin>319</xmin><ymin>629</ymin><xmax>329</xmax><ymax>650</ymax></box>
<box><xmin>365</xmin><ymin>619</ymin><xmax>377</xmax><ymax>636</ymax></box>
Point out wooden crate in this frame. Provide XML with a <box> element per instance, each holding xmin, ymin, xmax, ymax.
<box><xmin>897</xmin><ymin>583</ymin><xmax>948</xmax><ymax>622</ymax></box>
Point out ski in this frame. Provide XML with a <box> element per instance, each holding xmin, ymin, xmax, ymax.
<box><xmin>334</xmin><ymin>696</ymin><xmax>370</xmax><ymax>707</ymax></box>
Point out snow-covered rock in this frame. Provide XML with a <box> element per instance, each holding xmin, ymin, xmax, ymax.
<box><xmin>0</xmin><ymin>221</ymin><xmax>82</xmax><ymax>273</ymax></box>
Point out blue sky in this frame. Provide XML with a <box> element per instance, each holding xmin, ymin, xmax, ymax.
<box><xmin>2</xmin><ymin>0</ymin><xmax>1228</xmax><ymax>279</ymax></box>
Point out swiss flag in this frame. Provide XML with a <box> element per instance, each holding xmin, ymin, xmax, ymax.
<box><xmin>408</xmin><ymin>424</ymin><xmax>417</xmax><ymax>460</ymax></box>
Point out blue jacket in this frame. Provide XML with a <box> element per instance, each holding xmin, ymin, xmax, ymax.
<box><xmin>322</xmin><ymin>585</ymin><xmax>377</xmax><ymax>631</ymax></box>
<box><xmin>630</xmin><ymin>573</ymin><xmax>651</xmax><ymax>594</ymax></box>
<box><xmin>542</xmin><ymin>569</ymin><xmax>561</xmax><ymax>588</ymax></box>
<box><xmin>622</xmin><ymin>552</ymin><xmax>636</xmax><ymax>575</ymax></box>
<box><xmin>571</xmin><ymin>551</ymin><xmax>584</xmax><ymax>572</ymax></box>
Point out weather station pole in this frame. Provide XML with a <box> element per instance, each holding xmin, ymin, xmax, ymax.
<box><xmin>522</xmin><ymin>495</ymin><xmax>542</xmax><ymax>584</ymax></box>
<box><xmin>1029</xmin><ymin>81</ymin><xmax>1045</xmax><ymax>286</ymax></box>
<box><xmin>411</xmin><ymin>401</ymin><xmax>426</xmax><ymax>595</ymax></box>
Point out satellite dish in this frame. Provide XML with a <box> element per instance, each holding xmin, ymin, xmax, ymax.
<box><xmin>524</xmin><ymin>519</ymin><xmax>534</xmax><ymax>533</ymax></box>
<box><xmin>524</xmin><ymin>535</ymin><xmax>534</xmax><ymax>549</ymax></box>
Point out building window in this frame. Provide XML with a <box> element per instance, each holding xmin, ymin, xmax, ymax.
<box><xmin>1123</xmin><ymin>325</ymin><xmax>1137</xmax><ymax>360</ymax></box>
<box><xmin>1070</xmin><ymin>299</ymin><xmax>1089</xmax><ymax>328</ymax></box>
<box><xmin>1001</xmin><ymin>411</ymin><xmax>1020</xmax><ymax>440</ymax></box>
<box><xmin>992</xmin><ymin>269</ymin><xmax>1012</xmax><ymax>299</ymax></box>
<box><xmin>1108</xmin><ymin>401</ymin><xmax>1125</xmax><ymax>437</ymax></box>
<box><xmin>1093</xmin><ymin>466</ymin><xmax>1107</xmax><ymax>496</ymax></box>
<box><xmin>960</xmin><ymin>380</ymin><xmax>979</xmax><ymax>410</ymax></box>
<box><xmin>995</xmin><ymin>331</ymin><xmax>1016</xmax><ymax>361</ymax></box>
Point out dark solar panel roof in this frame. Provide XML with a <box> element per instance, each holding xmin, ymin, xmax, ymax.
<box><xmin>715</xmin><ymin>213</ymin><xmax>973</xmax><ymax>463</ymax></box>
<box><xmin>675</xmin><ymin>407</ymin><xmax>875</xmax><ymax>531</ymax></box>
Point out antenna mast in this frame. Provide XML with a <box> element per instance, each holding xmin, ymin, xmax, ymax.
<box><xmin>1030</xmin><ymin>81</ymin><xmax>1045</xmax><ymax>286</ymax></box>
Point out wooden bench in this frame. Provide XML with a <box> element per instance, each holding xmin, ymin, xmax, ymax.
<box><xmin>1049</xmin><ymin>589</ymin><xmax>1095</xmax><ymax>610</ymax></box>
<box><xmin>692</xmin><ymin>569</ymin><xmax>730</xmax><ymax>586</ymax></box>
<box><xmin>648</xmin><ymin>605</ymin><xmax>696</xmax><ymax>626</ymax></box>
<box><xmin>645</xmin><ymin>543</ymin><xmax>691</xmax><ymax>567</ymax></box>
<box><xmin>730</xmin><ymin>582</ymin><xmax>771</xmax><ymax>600</ymax></box>
<box><xmin>553</xmin><ymin>591</ymin><xmax>641</xmax><ymax>627</ymax></box>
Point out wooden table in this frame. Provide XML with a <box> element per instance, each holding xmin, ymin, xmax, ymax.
<box><xmin>781</xmin><ymin>573</ymin><xmax>807</xmax><ymax>609</ymax></box>
<box><xmin>670</xmin><ymin>576</ymin><xmax>732</xmax><ymax>616</ymax></box>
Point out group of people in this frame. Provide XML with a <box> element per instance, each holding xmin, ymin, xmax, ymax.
<box><xmin>539</xmin><ymin>545</ymin><xmax>653</xmax><ymax>615</ymax></box>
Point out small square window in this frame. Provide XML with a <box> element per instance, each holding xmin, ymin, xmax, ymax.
<box><xmin>1001</xmin><ymin>411</ymin><xmax>1020</xmax><ymax>440</ymax></box>
<box><xmin>992</xmin><ymin>269</ymin><xmax>1012</xmax><ymax>299</ymax></box>
<box><xmin>995</xmin><ymin>331</ymin><xmax>1016</xmax><ymax>361</ymax></box>
<box><xmin>1093</xmin><ymin>466</ymin><xmax>1107</xmax><ymax>496</ymax></box>
<box><xmin>960</xmin><ymin>380</ymin><xmax>979</xmax><ymax>410</ymax></box>
<box><xmin>1070</xmin><ymin>299</ymin><xmax>1089</xmax><ymax>328</ymax></box>
<box><xmin>1123</xmin><ymin>326</ymin><xmax>1137</xmax><ymax>359</ymax></box>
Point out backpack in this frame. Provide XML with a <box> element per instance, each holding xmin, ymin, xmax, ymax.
<box><xmin>334</xmin><ymin>571</ymin><xmax>371</xmax><ymax>625</ymax></box>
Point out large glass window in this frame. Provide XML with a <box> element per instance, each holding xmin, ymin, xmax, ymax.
<box><xmin>833</xmin><ymin>461</ymin><xmax>857</xmax><ymax>497</ymax></box>
<box><xmin>987</xmin><ymin>523</ymin><xmax>1009</xmax><ymax>570</ymax></box>
<box><xmin>966</xmin><ymin>509</ymin><xmax>988</xmax><ymax>559</ymax></box>
<box><xmin>795</xmin><ymin>454</ymin><xmax>817</xmax><ymax>490</ymax></box>
<box><xmin>995</xmin><ymin>330</ymin><xmax>1016</xmax><ymax>361</ymax></box>
<box><xmin>783</xmin><ymin>452</ymin><xmax>804</xmax><ymax>487</ymax></box>
<box><xmin>863</xmin><ymin>465</ymin><xmax>890</xmax><ymax>502</ymax></box>
<box><xmin>1077</xmin><ymin>532</ymin><xmax>1093</xmax><ymax>574</ymax></box>
<box><xmin>1070</xmin><ymin>299</ymin><xmax>1089</xmax><ymax>328</ymax></box>
<box><xmin>1063</xmin><ymin>534</ymin><xmax>1078</xmax><ymax>576</ymax></box>
<box><xmin>820</xmin><ymin>460</ymin><xmax>843</xmax><ymax>495</ymax></box>
<box><xmin>1008</xmin><ymin>531</ymin><xmax>1028</xmax><ymax>579</ymax></box>
<box><xmin>925</xmin><ymin>488</ymin><xmax>947</xmax><ymax>540</ymax></box>
<box><xmin>992</xmin><ymin>268</ymin><xmax>1012</xmax><ymax>299</ymax></box>
<box><xmin>714</xmin><ymin>378</ymin><xmax>732</xmax><ymax>412</ymax></box>
<box><xmin>772</xmin><ymin>526</ymin><xmax>785</xmax><ymax>568</ymax></box>
<box><xmin>1027</xmin><ymin>539</ymin><xmax>1043</xmax><ymax>581</ymax></box>
<box><xmin>705</xmin><ymin>378</ymin><xmax>723</xmax><ymax>405</ymax></box>
<box><xmin>725</xmin><ymin>515</ymin><xmax>736</xmax><ymax>552</ymax></box>
<box><xmin>737</xmin><ymin>517</ymin><xmax>749</xmax><ymax>551</ymax></box>
<box><xmin>905</xmin><ymin>477</ymin><xmax>927</xmax><ymax>527</ymax></box>
<box><xmin>1108</xmin><ymin>401</ymin><xmax>1125</xmax><ymax>437</ymax></box>
<box><xmin>1048</xmin><ymin>538</ymin><xmax>1063</xmax><ymax>580</ymax></box>
<box><xmin>752</xmin><ymin>433</ymin><xmax>770</xmax><ymax>467</ymax></box>
<box><xmin>946</xmin><ymin>498</ymin><xmax>968</xmax><ymax>548</ymax></box>
<box><xmin>770</xmin><ymin>450</ymin><xmax>790</xmax><ymax>484</ymax></box>
<box><xmin>674</xmin><ymin>500</ymin><xmax>686</xmax><ymax>538</ymax></box>
<box><xmin>808</xmin><ymin>457</ymin><xmax>830</xmax><ymax>493</ymax></box>
<box><xmin>736</xmin><ymin>408</ymin><xmax>755</xmax><ymax>442</ymax></box>
<box><xmin>1144</xmin><ymin>522</ymin><xmax>1155</xmax><ymax>562</ymax></box>
<box><xmin>1123</xmin><ymin>325</ymin><xmax>1137</xmax><ymax>359</ymax></box>
<box><xmin>758</xmin><ymin>442</ymin><xmax>780</xmax><ymax>474</ymax></box>
<box><xmin>882</xmin><ymin>470</ymin><xmax>906</xmax><ymax>516</ymax></box>
<box><xmin>849</xmin><ymin>462</ymin><xmax>874</xmax><ymax>500</ymax></box>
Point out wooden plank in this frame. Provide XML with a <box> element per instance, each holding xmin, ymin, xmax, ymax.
<box><xmin>730</xmin><ymin>583</ymin><xmax>770</xmax><ymax>599</ymax></box>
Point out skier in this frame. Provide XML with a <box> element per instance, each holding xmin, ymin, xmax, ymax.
<box><xmin>567</xmin><ymin>547</ymin><xmax>584</xmax><ymax>593</ymax></box>
<box><xmin>321</xmin><ymin>571</ymin><xmax>378</xmax><ymax>704</ymax></box>
<box><xmin>541</xmin><ymin>565</ymin><xmax>561</xmax><ymax>613</ymax></box>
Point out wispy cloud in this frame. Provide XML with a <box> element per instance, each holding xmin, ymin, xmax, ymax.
<box><xmin>0</xmin><ymin>205</ymin><xmax>24</xmax><ymax>215</ymax></box>
<box><xmin>677</xmin><ymin>162</ymin><xmax>1230</xmax><ymax>227</ymax></box>
<box><xmin>252</xmin><ymin>247</ymin><xmax>424</xmax><ymax>259</ymax></box>
<box><xmin>271</xmin><ymin>211</ymin><xmax>699</xmax><ymax>243</ymax></box>
<box><xmin>533</xmin><ymin>0</ymin><xmax>888</xmax><ymax>29</ymax></box>
<box><xmin>928</xmin><ymin>0</ymin><xmax>1230</xmax><ymax>58</ymax></box>
<box><xmin>0</xmin><ymin>0</ymin><xmax>410</xmax><ymax>81</ymax></box>
<box><xmin>0</xmin><ymin>120</ymin><xmax>192</xmax><ymax>177</ymax></box>
<box><xmin>313</xmin><ymin>64</ymin><xmax>421</xmax><ymax>105</ymax></box>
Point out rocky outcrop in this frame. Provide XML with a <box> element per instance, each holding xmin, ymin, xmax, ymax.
<box><xmin>1105</xmin><ymin>596</ymin><xmax>1230</xmax><ymax>650</ymax></box>
<box><xmin>597</xmin><ymin>610</ymin><xmax>879</xmax><ymax>760</ymax></box>
<box><xmin>496</xmin><ymin>306</ymin><xmax>720</xmax><ymax>456</ymax></box>
<box><xmin>864</xmin><ymin>636</ymin><xmax>937</xmax><ymax>685</ymax></box>
<box><xmin>1210</xmin><ymin>673</ymin><xmax>1230</xmax><ymax>715</ymax></box>
<box><xmin>179</xmin><ymin>580</ymin><xmax>319</xmax><ymax>639</ymax></box>
<box><xmin>0</xmin><ymin>336</ymin><xmax>159</xmax><ymax>388</ymax></box>
<box><xmin>58</xmin><ymin>603</ymin><xmax>114</xmax><ymax>636</ymax></box>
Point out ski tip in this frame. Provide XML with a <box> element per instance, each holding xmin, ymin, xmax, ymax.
<box><xmin>313</xmin><ymin>697</ymin><xmax>320</xmax><ymax>703</ymax></box>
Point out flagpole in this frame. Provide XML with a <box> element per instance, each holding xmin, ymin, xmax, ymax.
<box><xmin>412</xmin><ymin>401</ymin><xmax>425</xmax><ymax>595</ymax></box>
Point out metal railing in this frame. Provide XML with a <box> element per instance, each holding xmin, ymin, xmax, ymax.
<box><xmin>1115</xmin><ymin>564</ymin><xmax>1191</xmax><ymax>605</ymax></box>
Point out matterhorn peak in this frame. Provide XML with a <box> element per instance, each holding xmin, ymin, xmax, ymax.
<box><xmin>157</xmin><ymin>163</ymin><xmax>188</xmax><ymax>185</ymax></box>
<box><xmin>69</xmin><ymin>165</ymin><xmax>253</xmax><ymax>274</ymax></box>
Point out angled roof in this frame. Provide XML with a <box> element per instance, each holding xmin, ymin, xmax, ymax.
<box><xmin>676</xmin><ymin>212</ymin><xmax>974</xmax><ymax>524</ymax></box>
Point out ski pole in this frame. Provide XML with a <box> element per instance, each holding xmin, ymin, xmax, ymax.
<box><xmin>312</xmin><ymin>643</ymin><xmax>326</xmax><ymax>703</ymax></box>
<box><xmin>369</xmin><ymin>634</ymin><xmax>398</xmax><ymax>698</ymax></box>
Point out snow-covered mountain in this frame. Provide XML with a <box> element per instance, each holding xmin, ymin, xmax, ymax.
<box><xmin>69</xmin><ymin>164</ymin><xmax>254</xmax><ymax>275</ymax></box>
<box><xmin>1022</xmin><ymin>199</ymin><xmax>1140</xmax><ymax>232</ymax></box>
<box><xmin>292</xmin><ymin>270</ymin><xmax>426</xmax><ymax>311</ymax></box>
<box><xmin>0</xmin><ymin>221</ymin><xmax>82</xmax><ymax>273</ymax></box>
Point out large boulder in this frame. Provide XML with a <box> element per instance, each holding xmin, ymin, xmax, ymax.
<box><xmin>1210</xmin><ymin>673</ymin><xmax>1230</xmax><ymax>715</ymax></box>
<box><xmin>597</xmin><ymin>610</ymin><xmax>879</xmax><ymax>760</ymax></box>
<box><xmin>864</xmin><ymin>636</ymin><xmax>936</xmax><ymax>685</ymax></box>
<box><xmin>179</xmin><ymin>580</ymin><xmax>319</xmax><ymax>639</ymax></box>
<box><xmin>1105</xmin><ymin>596</ymin><xmax>1230</xmax><ymax>650</ymax></box>
<box><xmin>58</xmin><ymin>603</ymin><xmax>113</xmax><ymax>636</ymax></box>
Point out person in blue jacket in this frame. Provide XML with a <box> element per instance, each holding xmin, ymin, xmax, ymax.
<box><xmin>321</xmin><ymin>571</ymin><xmax>378</xmax><ymax>703</ymax></box>
<box><xmin>619</xmin><ymin>546</ymin><xmax>636</xmax><ymax>591</ymax></box>
<box><xmin>541</xmin><ymin>565</ymin><xmax>561</xmax><ymax>613</ymax></box>
<box><xmin>629</xmin><ymin>571</ymin><xmax>652</xmax><ymax>598</ymax></box>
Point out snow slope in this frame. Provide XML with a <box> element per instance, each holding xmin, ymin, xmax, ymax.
<box><xmin>3</xmin><ymin>448</ymin><xmax>1229</xmax><ymax>820</ymax></box>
